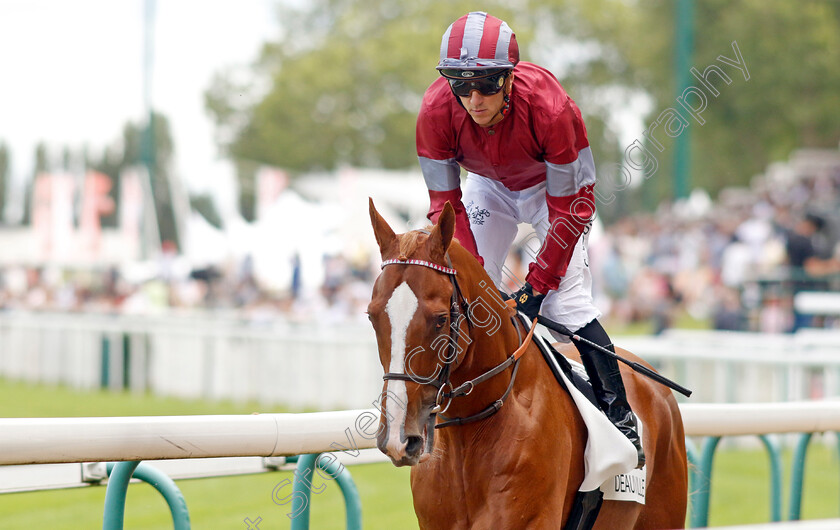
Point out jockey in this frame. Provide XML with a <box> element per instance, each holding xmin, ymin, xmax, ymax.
<box><xmin>416</xmin><ymin>11</ymin><xmax>644</xmax><ymax>468</ymax></box>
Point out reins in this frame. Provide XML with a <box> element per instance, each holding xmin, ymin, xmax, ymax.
<box><xmin>380</xmin><ymin>247</ymin><xmax>535</xmax><ymax>431</ymax></box>
<box><xmin>435</xmin><ymin>314</ymin><xmax>535</xmax><ymax>429</ymax></box>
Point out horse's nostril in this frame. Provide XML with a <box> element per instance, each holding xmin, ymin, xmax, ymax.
<box><xmin>405</xmin><ymin>435</ymin><xmax>424</xmax><ymax>457</ymax></box>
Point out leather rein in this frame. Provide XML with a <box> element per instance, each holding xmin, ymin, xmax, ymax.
<box><xmin>379</xmin><ymin>252</ymin><xmax>535</xmax><ymax>430</ymax></box>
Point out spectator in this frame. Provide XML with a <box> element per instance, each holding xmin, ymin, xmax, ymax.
<box><xmin>785</xmin><ymin>213</ymin><xmax>840</xmax><ymax>275</ymax></box>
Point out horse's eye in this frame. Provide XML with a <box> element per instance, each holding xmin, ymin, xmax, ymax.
<box><xmin>435</xmin><ymin>314</ymin><xmax>448</xmax><ymax>330</ymax></box>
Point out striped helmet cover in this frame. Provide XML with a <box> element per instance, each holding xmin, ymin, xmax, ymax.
<box><xmin>436</xmin><ymin>11</ymin><xmax>519</xmax><ymax>72</ymax></box>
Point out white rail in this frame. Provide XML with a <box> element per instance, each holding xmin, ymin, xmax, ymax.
<box><xmin>3</xmin><ymin>311</ymin><xmax>840</xmax><ymax>407</ymax></box>
<box><xmin>2</xmin><ymin>402</ymin><xmax>840</xmax><ymax>466</ymax></box>
<box><xmin>679</xmin><ymin>401</ymin><xmax>840</xmax><ymax>436</ymax></box>
<box><xmin>0</xmin><ymin>409</ymin><xmax>378</xmax><ymax>466</ymax></box>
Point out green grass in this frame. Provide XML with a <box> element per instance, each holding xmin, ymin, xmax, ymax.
<box><xmin>0</xmin><ymin>378</ymin><xmax>286</xmax><ymax>418</ymax></box>
<box><xmin>702</xmin><ymin>441</ymin><xmax>840</xmax><ymax>527</ymax></box>
<box><xmin>0</xmin><ymin>379</ymin><xmax>837</xmax><ymax>528</ymax></box>
<box><xmin>0</xmin><ymin>462</ymin><xmax>416</xmax><ymax>529</ymax></box>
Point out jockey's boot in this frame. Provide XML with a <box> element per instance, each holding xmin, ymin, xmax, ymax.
<box><xmin>575</xmin><ymin>319</ymin><xmax>645</xmax><ymax>469</ymax></box>
<box><xmin>564</xmin><ymin>489</ymin><xmax>603</xmax><ymax>530</ymax></box>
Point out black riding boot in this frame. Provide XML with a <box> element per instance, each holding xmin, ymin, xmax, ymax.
<box><xmin>564</xmin><ymin>489</ymin><xmax>604</xmax><ymax>530</ymax></box>
<box><xmin>574</xmin><ymin>319</ymin><xmax>645</xmax><ymax>468</ymax></box>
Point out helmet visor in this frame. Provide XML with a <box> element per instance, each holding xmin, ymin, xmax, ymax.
<box><xmin>438</xmin><ymin>67</ymin><xmax>509</xmax><ymax>80</ymax></box>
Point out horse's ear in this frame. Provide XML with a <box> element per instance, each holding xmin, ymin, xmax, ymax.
<box><xmin>426</xmin><ymin>201</ymin><xmax>456</xmax><ymax>261</ymax></box>
<box><xmin>369</xmin><ymin>198</ymin><xmax>399</xmax><ymax>258</ymax></box>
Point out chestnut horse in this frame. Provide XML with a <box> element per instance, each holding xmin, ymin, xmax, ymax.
<box><xmin>367</xmin><ymin>199</ymin><xmax>687</xmax><ymax>529</ymax></box>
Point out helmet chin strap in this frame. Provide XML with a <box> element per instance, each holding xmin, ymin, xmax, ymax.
<box><xmin>487</xmin><ymin>89</ymin><xmax>511</xmax><ymax>125</ymax></box>
<box><xmin>498</xmin><ymin>93</ymin><xmax>511</xmax><ymax>118</ymax></box>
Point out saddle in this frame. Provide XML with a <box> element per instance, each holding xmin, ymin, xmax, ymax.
<box><xmin>535</xmin><ymin>328</ymin><xmax>599</xmax><ymax>408</ymax></box>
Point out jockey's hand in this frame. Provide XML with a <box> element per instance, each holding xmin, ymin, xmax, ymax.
<box><xmin>512</xmin><ymin>282</ymin><xmax>545</xmax><ymax>321</ymax></box>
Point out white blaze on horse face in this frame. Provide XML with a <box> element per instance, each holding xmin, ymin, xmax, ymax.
<box><xmin>384</xmin><ymin>281</ymin><xmax>418</xmax><ymax>457</ymax></box>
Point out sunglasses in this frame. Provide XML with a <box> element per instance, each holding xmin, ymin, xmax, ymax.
<box><xmin>447</xmin><ymin>72</ymin><xmax>508</xmax><ymax>98</ymax></box>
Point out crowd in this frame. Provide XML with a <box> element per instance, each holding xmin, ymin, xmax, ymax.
<box><xmin>582</xmin><ymin>153</ymin><xmax>840</xmax><ymax>333</ymax></box>
<box><xmin>2</xmin><ymin>151</ymin><xmax>840</xmax><ymax>331</ymax></box>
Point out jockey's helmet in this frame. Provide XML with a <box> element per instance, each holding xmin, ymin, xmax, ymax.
<box><xmin>437</xmin><ymin>12</ymin><xmax>519</xmax><ymax>81</ymax></box>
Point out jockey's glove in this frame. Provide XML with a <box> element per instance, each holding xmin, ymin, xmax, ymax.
<box><xmin>512</xmin><ymin>282</ymin><xmax>545</xmax><ymax>321</ymax></box>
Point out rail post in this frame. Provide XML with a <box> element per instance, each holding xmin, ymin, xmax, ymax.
<box><xmin>690</xmin><ymin>436</ymin><xmax>721</xmax><ymax>528</ymax></box>
<box><xmin>289</xmin><ymin>453</ymin><xmax>363</xmax><ymax>530</ymax></box>
<box><xmin>102</xmin><ymin>461</ymin><xmax>190</xmax><ymax>529</ymax></box>
<box><xmin>102</xmin><ymin>461</ymin><xmax>141</xmax><ymax>530</ymax></box>
<box><xmin>789</xmin><ymin>432</ymin><xmax>812</xmax><ymax>521</ymax></box>
<box><xmin>758</xmin><ymin>434</ymin><xmax>783</xmax><ymax>523</ymax></box>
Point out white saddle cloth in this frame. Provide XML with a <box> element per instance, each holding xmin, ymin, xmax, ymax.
<box><xmin>548</xmin><ymin>356</ymin><xmax>645</xmax><ymax>500</ymax></box>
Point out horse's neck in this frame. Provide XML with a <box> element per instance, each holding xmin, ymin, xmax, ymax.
<box><xmin>452</xmin><ymin>255</ymin><xmax>522</xmax><ymax>373</ymax></box>
<box><xmin>445</xmin><ymin>256</ymin><xmax>528</xmax><ymax>408</ymax></box>
<box><xmin>432</xmin><ymin>250</ymin><xmax>586</xmax><ymax>499</ymax></box>
<box><xmin>449</xmin><ymin>247</ymin><xmax>580</xmax><ymax>414</ymax></box>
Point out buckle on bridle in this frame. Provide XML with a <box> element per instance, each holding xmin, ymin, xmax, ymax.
<box><xmin>431</xmin><ymin>381</ymin><xmax>454</xmax><ymax>415</ymax></box>
<box><xmin>453</xmin><ymin>380</ymin><xmax>474</xmax><ymax>398</ymax></box>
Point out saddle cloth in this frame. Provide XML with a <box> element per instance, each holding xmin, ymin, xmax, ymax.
<box><xmin>540</xmin><ymin>338</ymin><xmax>646</xmax><ymax>503</ymax></box>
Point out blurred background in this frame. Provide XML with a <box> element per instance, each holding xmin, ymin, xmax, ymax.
<box><xmin>1</xmin><ymin>0</ymin><xmax>838</xmax><ymax>336</ymax></box>
<box><xmin>1</xmin><ymin>1</ymin><xmax>840</xmax><ymax>527</ymax></box>
<box><xmin>1</xmin><ymin>0</ymin><xmax>840</xmax><ymax>405</ymax></box>
<box><xmin>0</xmin><ymin>0</ymin><xmax>839</xmax><ymax>409</ymax></box>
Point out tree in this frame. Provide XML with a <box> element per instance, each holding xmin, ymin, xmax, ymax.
<box><xmin>206</xmin><ymin>0</ymin><xmax>626</xmax><ymax>218</ymax></box>
<box><xmin>190</xmin><ymin>193</ymin><xmax>223</xmax><ymax>229</ymax></box>
<box><xmin>208</xmin><ymin>0</ymin><xmax>840</xmax><ymax>216</ymax></box>
<box><xmin>553</xmin><ymin>0</ymin><xmax>840</xmax><ymax>201</ymax></box>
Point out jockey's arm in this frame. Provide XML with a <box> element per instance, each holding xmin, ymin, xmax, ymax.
<box><xmin>419</xmin><ymin>157</ymin><xmax>484</xmax><ymax>265</ymax></box>
<box><xmin>525</xmin><ymin>99</ymin><xmax>597</xmax><ymax>295</ymax></box>
<box><xmin>526</xmin><ymin>181</ymin><xmax>596</xmax><ymax>294</ymax></box>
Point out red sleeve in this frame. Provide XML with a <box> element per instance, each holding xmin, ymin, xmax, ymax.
<box><xmin>427</xmin><ymin>189</ymin><xmax>483</xmax><ymax>265</ymax></box>
<box><xmin>527</xmin><ymin>186</ymin><xmax>595</xmax><ymax>294</ymax></box>
<box><xmin>526</xmin><ymin>97</ymin><xmax>596</xmax><ymax>294</ymax></box>
<box><xmin>417</xmin><ymin>82</ymin><xmax>483</xmax><ymax>265</ymax></box>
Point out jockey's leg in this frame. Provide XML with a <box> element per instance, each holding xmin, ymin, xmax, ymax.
<box><xmin>574</xmin><ymin>318</ymin><xmax>645</xmax><ymax>469</ymax></box>
<box><xmin>564</xmin><ymin>489</ymin><xmax>604</xmax><ymax>530</ymax></box>
<box><xmin>526</xmin><ymin>204</ymin><xmax>645</xmax><ymax>469</ymax></box>
<box><xmin>461</xmin><ymin>174</ymin><xmax>521</xmax><ymax>286</ymax></box>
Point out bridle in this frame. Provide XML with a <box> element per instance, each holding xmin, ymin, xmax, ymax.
<box><xmin>379</xmin><ymin>249</ymin><xmax>535</xmax><ymax>437</ymax></box>
<box><xmin>380</xmin><ymin>254</ymin><xmax>469</xmax><ymax>411</ymax></box>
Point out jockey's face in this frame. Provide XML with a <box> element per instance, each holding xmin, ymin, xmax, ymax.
<box><xmin>458</xmin><ymin>73</ymin><xmax>513</xmax><ymax>128</ymax></box>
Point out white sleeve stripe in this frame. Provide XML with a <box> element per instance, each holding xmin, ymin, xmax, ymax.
<box><xmin>418</xmin><ymin>156</ymin><xmax>461</xmax><ymax>191</ymax></box>
<box><xmin>545</xmin><ymin>146</ymin><xmax>596</xmax><ymax>197</ymax></box>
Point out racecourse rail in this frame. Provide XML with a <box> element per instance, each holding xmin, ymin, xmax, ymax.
<box><xmin>1</xmin><ymin>402</ymin><xmax>840</xmax><ymax>528</ymax></box>
<box><xmin>4</xmin><ymin>311</ymin><xmax>840</xmax><ymax>408</ymax></box>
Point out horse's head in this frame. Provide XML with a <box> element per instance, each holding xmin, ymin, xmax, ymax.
<box><xmin>367</xmin><ymin>199</ymin><xmax>466</xmax><ymax>466</ymax></box>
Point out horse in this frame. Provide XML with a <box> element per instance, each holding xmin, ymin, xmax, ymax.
<box><xmin>366</xmin><ymin>199</ymin><xmax>688</xmax><ymax>529</ymax></box>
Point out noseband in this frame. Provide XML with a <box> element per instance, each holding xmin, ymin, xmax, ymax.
<box><xmin>379</xmin><ymin>251</ymin><xmax>534</xmax><ymax>432</ymax></box>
